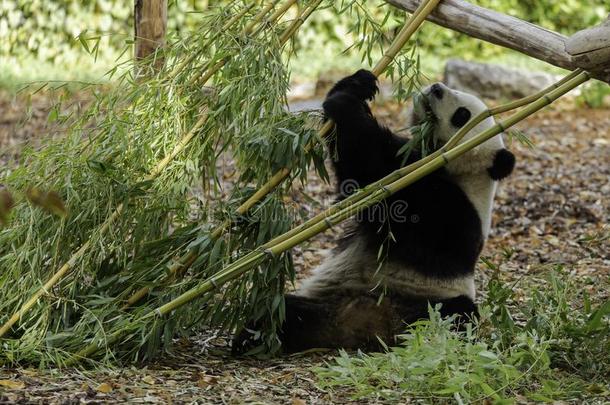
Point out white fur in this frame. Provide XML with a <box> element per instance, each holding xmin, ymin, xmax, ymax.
<box><xmin>298</xmin><ymin>235</ymin><xmax>476</xmax><ymax>301</ymax></box>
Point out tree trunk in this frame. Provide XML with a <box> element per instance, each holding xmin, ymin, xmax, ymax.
<box><xmin>134</xmin><ymin>0</ymin><xmax>168</xmax><ymax>73</ymax></box>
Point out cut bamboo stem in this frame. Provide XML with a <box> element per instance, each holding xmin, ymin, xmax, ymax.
<box><xmin>0</xmin><ymin>1</ymin><xmax>293</xmax><ymax>338</ymax></box>
<box><xmin>72</xmin><ymin>56</ymin><xmax>591</xmax><ymax>366</ymax></box>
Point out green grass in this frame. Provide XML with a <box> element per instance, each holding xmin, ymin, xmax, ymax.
<box><xmin>315</xmin><ymin>268</ymin><xmax>610</xmax><ymax>403</ymax></box>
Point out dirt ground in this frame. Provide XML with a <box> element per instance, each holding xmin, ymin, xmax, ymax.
<box><xmin>0</xmin><ymin>91</ymin><xmax>609</xmax><ymax>404</ymax></box>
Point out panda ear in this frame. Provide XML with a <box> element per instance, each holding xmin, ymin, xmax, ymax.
<box><xmin>487</xmin><ymin>149</ymin><xmax>515</xmax><ymax>180</ymax></box>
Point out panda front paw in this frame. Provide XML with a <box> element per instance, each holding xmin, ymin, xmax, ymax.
<box><xmin>231</xmin><ymin>325</ymin><xmax>262</xmax><ymax>356</ymax></box>
<box><xmin>323</xmin><ymin>92</ymin><xmax>366</xmax><ymax>122</ymax></box>
<box><xmin>328</xmin><ymin>69</ymin><xmax>379</xmax><ymax>101</ymax></box>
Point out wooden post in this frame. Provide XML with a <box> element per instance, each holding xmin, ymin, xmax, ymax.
<box><xmin>134</xmin><ymin>0</ymin><xmax>168</xmax><ymax>73</ymax></box>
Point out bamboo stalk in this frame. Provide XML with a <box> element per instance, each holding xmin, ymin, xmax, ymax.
<box><xmin>213</xmin><ymin>0</ymin><xmax>442</xmax><ymax>236</ymax></box>
<box><xmin>196</xmin><ymin>0</ymin><xmax>297</xmax><ymax>87</ymax></box>
<box><xmin>0</xmin><ymin>5</ymin><xmax>261</xmax><ymax>222</ymax></box>
<box><xmin>168</xmin><ymin>2</ymin><xmax>257</xmax><ymax>80</ymax></box>
<box><xmin>371</xmin><ymin>0</ymin><xmax>442</xmax><ymax>75</ymax></box>
<box><xmin>244</xmin><ymin>0</ymin><xmax>284</xmax><ymax>34</ymax></box>
<box><xmin>0</xmin><ymin>111</ymin><xmax>211</xmax><ymax>339</ymax></box>
<box><xmin>444</xmin><ymin>68</ymin><xmax>585</xmax><ymax>150</ymax></box>
<box><xmin>72</xmin><ymin>56</ymin><xmax>591</xmax><ymax>366</ymax></box>
<box><xmin>279</xmin><ymin>0</ymin><xmax>324</xmax><ymax>44</ymax></box>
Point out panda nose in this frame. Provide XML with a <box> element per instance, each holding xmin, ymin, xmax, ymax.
<box><xmin>430</xmin><ymin>83</ymin><xmax>444</xmax><ymax>100</ymax></box>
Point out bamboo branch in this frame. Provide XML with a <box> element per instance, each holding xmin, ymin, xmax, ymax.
<box><xmin>168</xmin><ymin>2</ymin><xmax>257</xmax><ymax>80</ymax></box>
<box><xmin>279</xmin><ymin>0</ymin><xmax>325</xmax><ymax>44</ymax></box>
<box><xmin>195</xmin><ymin>0</ymin><xmax>297</xmax><ymax>87</ymax></box>
<box><xmin>236</xmin><ymin>0</ymin><xmax>443</xmax><ymax>223</ymax></box>
<box><xmin>120</xmin><ymin>0</ymin><xmax>440</xmax><ymax>309</ymax></box>
<box><xmin>0</xmin><ymin>1</ymin><xmax>291</xmax><ymax>339</ymax></box>
<box><xmin>0</xmin><ymin>111</ymin><xmax>210</xmax><ymax>339</ymax></box>
<box><xmin>70</xmin><ymin>69</ymin><xmax>591</xmax><ymax>363</ymax></box>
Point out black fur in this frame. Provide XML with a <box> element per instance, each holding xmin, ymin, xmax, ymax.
<box><xmin>233</xmin><ymin>292</ymin><xmax>478</xmax><ymax>354</ymax></box>
<box><xmin>487</xmin><ymin>148</ymin><xmax>516</xmax><ymax>180</ymax></box>
<box><xmin>324</xmin><ymin>71</ymin><xmax>483</xmax><ymax>279</ymax></box>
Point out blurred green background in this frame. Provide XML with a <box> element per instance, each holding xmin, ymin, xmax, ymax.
<box><xmin>0</xmin><ymin>0</ymin><xmax>608</xmax><ymax>89</ymax></box>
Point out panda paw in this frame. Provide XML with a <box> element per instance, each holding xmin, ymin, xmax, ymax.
<box><xmin>231</xmin><ymin>321</ymin><xmax>264</xmax><ymax>356</ymax></box>
<box><xmin>328</xmin><ymin>69</ymin><xmax>379</xmax><ymax>101</ymax></box>
<box><xmin>322</xmin><ymin>92</ymin><xmax>366</xmax><ymax>121</ymax></box>
<box><xmin>231</xmin><ymin>325</ymin><xmax>262</xmax><ymax>356</ymax></box>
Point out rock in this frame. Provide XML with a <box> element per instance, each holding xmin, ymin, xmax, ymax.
<box><xmin>443</xmin><ymin>59</ymin><xmax>563</xmax><ymax>100</ymax></box>
<box><xmin>287</xmin><ymin>98</ymin><xmax>323</xmax><ymax>112</ymax></box>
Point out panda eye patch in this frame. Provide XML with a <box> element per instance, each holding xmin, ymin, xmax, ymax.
<box><xmin>450</xmin><ymin>107</ymin><xmax>471</xmax><ymax>128</ymax></box>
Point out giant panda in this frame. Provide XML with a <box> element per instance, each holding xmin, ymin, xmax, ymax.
<box><xmin>233</xmin><ymin>69</ymin><xmax>515</xmax><ymax>354</ymax></box>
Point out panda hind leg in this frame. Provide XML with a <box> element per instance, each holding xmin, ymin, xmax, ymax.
<box><xmin>280</xmin><ymin>293</ymin><xmax>397</xmax><ymax>353</ymax></box>
<box><xmin>231</xmin><ymin>294</ymin><xmax>339</xmax><ymax>355</ymax></box>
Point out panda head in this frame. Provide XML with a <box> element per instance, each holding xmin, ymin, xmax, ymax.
<box><xmin>411</xmin><ymin>82</ymin><xmax>515</xmax><ymax>179</ymax></box>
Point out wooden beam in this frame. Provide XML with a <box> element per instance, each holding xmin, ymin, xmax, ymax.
<box><xmin>134</xmin><ymin>0</ymin><xmax>168</xmax><ymax>71</ymax></box>
<box><xmin>566</xmin><ymin>14</ymin><xmax>610</xmax><ymax>75</ymax></box>
<box><xmin>386</xmin><ymin>0</ymin><xmax>610</xmax><ymax>83</ymax></box>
